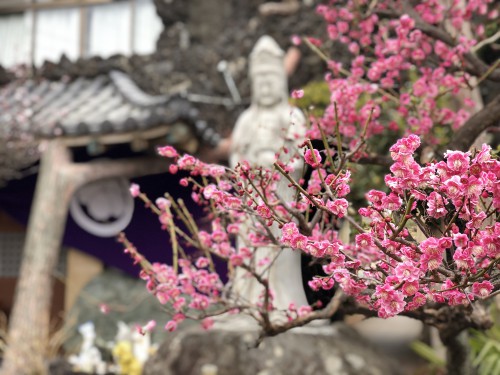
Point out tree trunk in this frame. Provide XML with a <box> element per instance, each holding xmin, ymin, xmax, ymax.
<box><xmin>441</xmin><ymin>330</ymin><xmax>473</xmax><ymax>375</ymax></box>
<box><xmin>1</xmin><ymin>140</ymin><xmax>170</xmax><ymax>375</ymax></box>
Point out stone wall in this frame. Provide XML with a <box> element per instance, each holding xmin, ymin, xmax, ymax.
<box><xmin>144</xmin><ymin>324</ymin><xmax>403</xmax><ymax>375</ymax></box>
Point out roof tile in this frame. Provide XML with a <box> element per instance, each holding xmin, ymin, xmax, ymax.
<box><xmin>0</xmin><ymin>70</ymin><xmax>185</xmax><ymax>138</ymax></box>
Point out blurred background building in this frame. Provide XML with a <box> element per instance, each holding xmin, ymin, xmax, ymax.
<box><xmin>0</xmin><ymin>0</ymin><xmax>162</xmax><ymax>68</ymax></box>
<box><xmin>0</xmin><ymin>0</ymin><xmax>325</xmax><ymax>338</ymax></box>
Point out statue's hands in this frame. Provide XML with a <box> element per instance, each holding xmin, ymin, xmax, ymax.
<box><xmin>197</xmin><ymin>137</ymin><xmax>232</xmax><ymax>163</ymax></box>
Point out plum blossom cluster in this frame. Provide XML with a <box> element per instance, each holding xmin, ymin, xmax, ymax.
<box><xmin>336</xmin><ymin>135</ymin><xmax>500</xmax><ymax>317</ymax></box>
<box><xmin>123</xmin><ymin>146</ymin><xmax>314</xmax><ymax>331</ymax></box>
<box><xmin>311</xmin><ymin>1</ymin><xmax>498</xmax><ymax>147</ymax></box>
<box><xmin>119</xmin><ymin>233</ymin><xmax>221</xmax><ymax>332</ymax></box>
<box><xmin>120</xmin><ymin>1</ymin><xmax>499</xmax><ymax>336</ymax></box>
<box><xmin>292</xmin><ymin>134</ymin><xmax>499</xmax><ymax>318</ymax></box>
<box><xmin>131</xmin><ymin>133</ymin><xmax>499</xmax><ymax>327</ymax></box>
<box><xmin>142</xmin><ymin>260</ymin><xmax>220</xmax><ymax>332</ymax></box>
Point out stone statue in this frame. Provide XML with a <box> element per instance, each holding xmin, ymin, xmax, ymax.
<box><xmin>68</xmin><ymin>321</ymin><xmax>107</xmax><ymax>374</ymax></box>
<box><xmin>229</xmin><ymin>35</ymin><xmax>309</xmax><ymax>319</ymax></box>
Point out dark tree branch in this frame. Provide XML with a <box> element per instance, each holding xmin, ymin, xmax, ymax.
<box><xmin>340</xmin><ymin>297</ymin><xmax>493</xmax><ymax>334</ymax></box>
<box><xmin>257</xmin><ymin>289</ymin><xmax>345</xmax><ymax>344</ymax></box>
<box><xmin>447</xmin><ymin>93</ymin><xmax>500</xmax><ymax>152</ymax></box>
<box><xmin>357</xmin><ymin>154</ymin><xmax>392</xmax><ymax>167</ymax></box>
<box><xmin>441</xmin><ymin>331</ymin><xmax>473</xmax><ymax>375</ymax></box>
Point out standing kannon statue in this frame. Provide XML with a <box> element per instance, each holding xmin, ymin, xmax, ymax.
<box><xmin>229</xmin><ymin>35</ymin><xmax>309</xmax><ymax>317</ymax></box>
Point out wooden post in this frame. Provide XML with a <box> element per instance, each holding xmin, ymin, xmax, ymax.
<box><xmin>1</xmin><ymin>140</ymin><xmax>170</xmax><ymax>375</ymax></box>
<box><xmin>1</xmin><ymin>140</ymin><xmax>75</xmax><ymax>375</ymax></box>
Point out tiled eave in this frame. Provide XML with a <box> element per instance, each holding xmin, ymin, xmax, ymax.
<box><xmin>0</xmin><ymin>70</ymin><xmax>196</xmax><ymax>144</ymax></box>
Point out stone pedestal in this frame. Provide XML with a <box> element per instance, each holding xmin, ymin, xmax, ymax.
<box><xmin>143</xmin><ymin>324</ymin><xmax>402</xmax><ymax>375</ymax></box>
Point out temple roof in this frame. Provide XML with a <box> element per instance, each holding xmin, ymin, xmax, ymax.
<box><xmin>0</xmin><ymin>70</ymin><xmax>198</xmax><ymax>142</ymax></box>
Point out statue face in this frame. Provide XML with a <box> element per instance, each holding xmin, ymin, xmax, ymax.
<box><xmin>252</xmin><ymin>71</ymin><xmax>285</xmax><ymax>107</ymax></box>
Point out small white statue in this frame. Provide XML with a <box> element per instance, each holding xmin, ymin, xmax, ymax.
<box><xmin>69</xmin><ymin>321</ymin><xmax>107</xmax><ymax>374</ymax></box>
<box><xmin>113</xmin><ymin>321</ymin><xmax>156</xmax><ymax>367</ymax></box>
<box><xmin>115</xmin><ymin>320</ymin><xmax>132</xmax><ymax>342</ymax></box>
<box><xmin>229</xmin><ymin>35</ymin><xmax>309</xmax><ymax>319</ymax></box>
<box><xmin>131</xmin><ymin>328</ymin><xmax>152</xmax><ymax>365</ymax></box>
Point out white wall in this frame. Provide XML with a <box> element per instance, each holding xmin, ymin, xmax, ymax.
<box><xmin>35</xmin><ymin>7</ymin><xmax>80</xmax><ymax>66</ymax></box>
<box><xmin>0</xmin><ymin>13</ymin><xmax>31</xmax><ymax>68</ymax></box>
<box><xmin>87</xmin><ymin>2</ymin><xmax>131</xmax><ymax>58</ymax></box>
<box><xmin>0</xmin><ymin>0</ymin><xmax>162</xmax><ymax>68</ymax></box>
<box><xmin>133</xmin><ymin>0</ymin><xmax>163</xmax><ymax>55</ymax></box>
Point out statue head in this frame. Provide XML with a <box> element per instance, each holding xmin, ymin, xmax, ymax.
<box><xmin>249</xmin><ymin>36</ymin><xmax>287</xmax><ymax>108</ymax></box>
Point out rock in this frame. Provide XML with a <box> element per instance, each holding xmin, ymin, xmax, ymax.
<box><xmin>47</xmin><ymin>358</ymin><xmax>73</xmax><ymax>375</ymax></box>
<box><xmin>0</xmin><ymin>64</ymin><xmax>13</xmax><ymax>85</ymax></box>
<box><xmin>143</xmin><ymin>323</ymin><xmax>403</xmax><ymax>375</ymax></box>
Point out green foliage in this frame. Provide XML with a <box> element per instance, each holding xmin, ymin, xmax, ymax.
<box><xmin>410</xmin><ymin>340</ymin><xmax>446</xmax><ymax>374</ymax></box>
<box><xmin>291</xmin><ymin>81</ymin><xmax>330</xmax><ymax>116</ymax></box>
<box><xmin>494</xmin><ymin>144</ymin><xmax>500</xmax><ymax>156</ymax></box>
<box><xmin>413</xmin><ymin>305</ymin><xmax>500</xmax><ymax>375</ymax></box>
<box><xmin>470</xmin><ymin>305</ymin><xmax>500</xmax><ymax>375</ymax></box>
<box><xmin>470</xmin><ymin>328</ymin><xmax>500</xmax><ymax>375</ymax></box>
<box><xmin>485</xmin><ymin>18</ymin><xmax>499</xmax><ymax>38</ymax></box>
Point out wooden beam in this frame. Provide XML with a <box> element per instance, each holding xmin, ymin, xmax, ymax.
<box><xmin>129</xmin><ymin>0</ymin><xmax>136</xmax><ymax>54</ymax></box>
<box><xmin>0</xmin><ymin>0</ymin><xmax>113</xmax><ymax>14</ymax></box>
<box><xmin>78</xmin><ymin>6</ymin><xmax>88</xmax><ymax>58</ymax></box>
<box><xmin>30</xmin><ymin>0</ymin><xmax>37</xmax><ymax>68</ymax></box>
<box><xmin>36</xmin><ymin>123</ymin><xmax>194</xmax><ymax>149</ymax></box>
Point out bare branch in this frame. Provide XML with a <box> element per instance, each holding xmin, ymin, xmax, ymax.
<box><xmin>447</xmin><ymin>93</ymin><xmax>500</xmax><ymax>152</ymax></box>
<box><xmin>258</xmin><ymin>290</ymin><xmax>345</xmax><ymax>340</ymax></box>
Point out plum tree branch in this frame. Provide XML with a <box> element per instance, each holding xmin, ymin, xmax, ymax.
<box><xmin>447</xmin><ymin>93</ymin><xmax>500</xmax><ymax>152</ymax></box>
<box><xmin>257</xmin><ymin>289</ymin><xmax>345</xmax><ymax>344</ymax></box>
